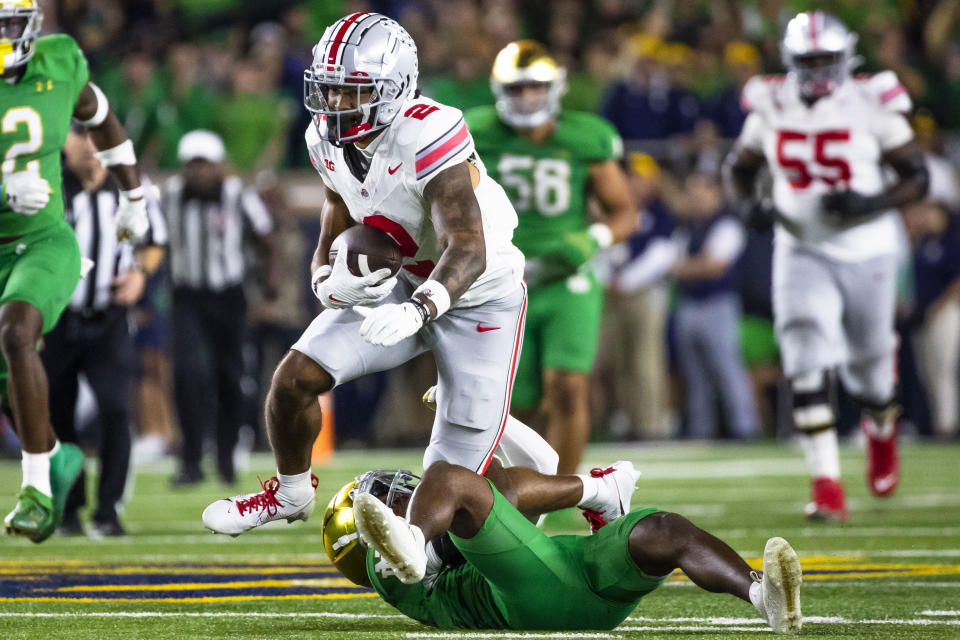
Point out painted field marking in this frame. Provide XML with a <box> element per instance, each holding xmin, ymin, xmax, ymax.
<box><xmin>0</xmin><ymin>593</ymin><xmax>377</xmax><ymax>603</ymax></box>
<box><xmin>405</xmin><ymin>634</ymin><xmax>616</xmax><ymax>639</ymax></box>
<box><xmin>628</xmin><ymin>615</ymin><xmax>960</xmax><ymax>625</ymax></box>
<box><xmin>755</xmin><ymin>550</ymin><xmax>960</xmax><ymax>558</ymax></box>
<box><xmin>620</xmin><ymin>626</ymin><xmax>763</xmax><ymax>633</ymax></box>
<box><xmin>921</xmin><ymin>611</ymin><xmax>960</xmax><ymax>616</ymax></box>
<box><xmin>51</xmin><ymin>578</ymin><xmax>354</xmax><ymax>592</ymax></box>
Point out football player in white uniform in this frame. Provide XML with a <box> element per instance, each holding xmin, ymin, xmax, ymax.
<box><xmin>724</xmin><ymin>11</ymin><xmax>928</xmax><ymax>520</ymax></box>
<box><xmin>202</xmin><ymin>13</ymin><xmax>560</xmax><ymax>536</ymax></box>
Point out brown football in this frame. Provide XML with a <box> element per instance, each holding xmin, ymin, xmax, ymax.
<box><xmin>329</xmin><ymin>224</ymin><xmax>404</xmax><ymax>277</ymax></box>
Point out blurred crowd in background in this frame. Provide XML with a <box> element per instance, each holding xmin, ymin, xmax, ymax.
<box><xmin>7</xmin><ymin>0</ymin><xmax>960</xmax><ymax>472</ymax></box>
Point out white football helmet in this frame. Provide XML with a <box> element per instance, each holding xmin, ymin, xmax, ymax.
<box><xmin>0</xmin><ymin>0</ymin><xmax>42</xmax><ymax>74</ymax></box>
<box><xmin>304</xmin><ymin>12</ymin><xmax>419</xmax><ymax>145</ymax></box>
<box><xmin>491</xmin><ymin>40</ymin><xmax>567</xmax><ymax>129</ymax></box>
<box><xmin>781</xmin><ymin>10</ymin><xmax>857</xmax><ymax>100</ymax></box>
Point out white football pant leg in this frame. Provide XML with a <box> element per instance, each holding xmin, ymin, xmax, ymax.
<box><xmin>496</xmin><ymin>415</ymin><xmax>559</xmax><ymax>475</ymax></box>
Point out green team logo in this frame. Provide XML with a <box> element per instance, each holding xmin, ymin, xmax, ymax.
<box><xmin>497</xmin><ymin>154</ymin><xmax>571</xmax><ymax>216</ymax></box>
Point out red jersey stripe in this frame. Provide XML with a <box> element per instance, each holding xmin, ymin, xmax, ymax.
<box><xmin>414</xmin><ymin>123</ymin><xmax>469</xmax><ymax>176</ymax></box>
<box><xmin>880</xmin><ymin>84</ymin><xmax>906</xmax><ymax>104</ymax></box>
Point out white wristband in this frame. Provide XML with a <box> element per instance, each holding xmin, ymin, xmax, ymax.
<box><xmin>120</xmin><ymin>186</ymin><xmax>144</xmax><ymax>201</ymax></box>
<box><xmin>413</xmin><ymin>279</ymin><xmax>451</xmax><ymax>320</ymax></box>
<box><xmin>588</xmin><ymin>222</ymin><xmax>614</xmax><ymax>248</ymax></box>
<box><xmin>73</xmin><ymin>82</ymin><xmax>109</xmax><ymax>127</ymax></box>
<box><xmin>94</xmin><ymin>139</ymin><xmax>137</xmax><ymax>167</ymax></box>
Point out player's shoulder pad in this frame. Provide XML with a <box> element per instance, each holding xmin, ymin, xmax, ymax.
<box><xmin>303</xmin><ymin>122</ymin><xmax>333</xmax><ymax>178</ymax></box>
<box><xmin>393</xmin><ymin>97</ymin><xmax>471</xmax><ymax>182</ymax></box>
<box><xmin>740</xmin><ymin>74</ymin><xmax>786</xmax><ymax>114</ymax></box>
<box><xmin>561</xmin><ymin>110</ymin><xmax>623</xmax><ymax>159</ymax></box>
<box><xmin>853</xmin><ymin>70</ymin><xmax>912</xmax><ymax>114</ymax></box>
<box><xmin>34</xmin><ymin>33</ymin><xmax>81</xmax><ymax>57</ymax></box>
<box><xmin>33</xmin><ymin>33</ymin><xmax>85</xmax><ymax>72</ymax></box>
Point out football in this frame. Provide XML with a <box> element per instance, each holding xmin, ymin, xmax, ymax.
<box><xmin>329</xmin><ymin>224</ymin><xmax>404</xmax><ymax>277</ymax></box>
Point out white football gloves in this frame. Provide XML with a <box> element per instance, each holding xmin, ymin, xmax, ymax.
<box><xmin>3</xmin><ymin>172</ymin><xmax>51</xmax><ymax>215</ymax></box>
<box><xmin>313</xmin><ymin>250</ymin><xmax>397</xmax><ymax>309</ymax></box>
<box><xmin>115</xmin><ymin>192</ymin><xmax>150</xmax><ymax>242</ymax></box>
<box><xmin>356</xmin><ymin>302</ymin><xmax>425</xmax><ymax>347</ymax></box>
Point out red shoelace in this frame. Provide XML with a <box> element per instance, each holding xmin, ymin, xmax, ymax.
<box><xmin>235</xmin><ymin>474</ymin><xmax>320</xmax><ymax>517</ymax></box>
<box><xmin>580</xmin><ymin>466</ymin><xmax>617</xmax><ymax>533</ymax></box>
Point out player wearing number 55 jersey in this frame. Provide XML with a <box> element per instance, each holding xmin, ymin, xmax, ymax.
<box><xmin>465</xmin><ymin>41</ymin><xmax>635</xmax><ymax>475</ymax></box>
<box><xmin>724</xmin><ymin>11</ymin><xmax>929</xmax><ymax>520</ymax></box>
<box><xmin>0</xmin><ymin>1</ymin><xmax>150</xmax><ymax>542</ymax></box>
<box><xmin>203</xmin><ymin>13</ymin><xmax>561</xmax><ymax>537</ymax></box>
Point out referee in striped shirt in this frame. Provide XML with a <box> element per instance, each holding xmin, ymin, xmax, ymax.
<box><xmin>164</xmin><ymin>130</ymin><xmax>279</xmax><ymax>487</ymax></box>
<box><xmin>41</xmin><ymin>129</ymin><xmax>166</xmax><ymax>537</ymax></box>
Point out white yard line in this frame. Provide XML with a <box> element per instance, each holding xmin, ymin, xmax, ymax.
<box><xmin>405</xmin><ymin>634</ymin><xmax>616</xmax><ymax>639</ymax></box>
<box><xmin>2</xmin><ymin>612</ymin><xmax>957</xmax><ymax>628</ymax></box>
<box><xmin>753</xmin><ymin>549</ymin><xmax>960</xmax><ymax>558</ymax></box>
<box><xmin>619</xmin><ymin>626</ymin><xmax>764</xmax><ymax>633</ymax></box>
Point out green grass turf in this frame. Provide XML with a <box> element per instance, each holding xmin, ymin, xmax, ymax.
<box><xmin>1</xmin><ymin>440</ymin><xmax>959</xmax><ymax>639</ymax></box>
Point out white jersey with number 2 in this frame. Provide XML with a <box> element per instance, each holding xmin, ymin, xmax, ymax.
<box><xmin>305</xmin><ymin>95</ymin><xmax>524</xmax><ymax>307</ymax></box>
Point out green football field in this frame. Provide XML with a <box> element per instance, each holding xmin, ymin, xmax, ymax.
<box><xmin>1</xmin><ymin>441</ymin><xmax>958</xmax><ymax>639</ymax></box>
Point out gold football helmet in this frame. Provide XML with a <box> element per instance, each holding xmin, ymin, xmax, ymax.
<box><xmin>322</xmin><ymin>480</ymin><xmax>368</xmax><ymax>587</ymax></box>
<box><xmin>0</xmin><ymin>0</ymin><xmax>42</xmax><ymax>74</ymax></box>
<box><xmin>322</xmin><ymin>470</ymin><xmax>421</xmax><ymax>587</ymax></box>
<box><xmin>490</xmin><ymin>40</ymin><xmax>566</xmax><ymax>128</ymax></box>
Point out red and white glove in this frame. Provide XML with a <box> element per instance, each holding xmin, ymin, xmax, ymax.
<box><xmin>313</xmin><ymin>249</ymin><xmax>397</xmax><ymax>309</ymax></box>
<box><xmin>3</xmin><ymin>172</ymin><xmax>50</xmax><ymax>215</ymax></box>
<box><xmin>356</xmin><ymin>302</ymin><xmax>426</xmax><ymax>346</ymax></box>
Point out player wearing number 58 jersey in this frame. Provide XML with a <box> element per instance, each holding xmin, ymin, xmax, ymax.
<box><xmin>0</xmin><ymin>1</ymin><xmax>150</xmax><ymax>542</ymax></box>
<box><xmin>465</xmin><ymin>41</ymin><xmax>635</xmax><ymax>475</ymax></box>
<box><xmin>724</xmin><ymin>11</ymin><xmax>929</xmax><ymax>520</ymax></box>
<box><xmin>203</xmin><ymin>13</ymin><xmax>562</xmax><ymax>538</ymax></box>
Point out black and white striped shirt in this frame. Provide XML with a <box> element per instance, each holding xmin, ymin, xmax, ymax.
<box><xmin>64</xmin><ymin>172</ymin><xmax>167</xmax><ymax>313</ymax></box>
<box><xmin>162</xmin><ymin>175</ymin><xmax>273</xmax><ymax>291</ymax></box>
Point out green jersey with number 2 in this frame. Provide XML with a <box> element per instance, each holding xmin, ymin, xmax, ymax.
<box><xmin>465</xmin><ymin>105</ymin><xmax>622</xmax><ymax>259</ymax></box>
<box><xmin>0</xmin><ymin>34</ymin><xmax>89</xmax><ymax>237</ymax></box>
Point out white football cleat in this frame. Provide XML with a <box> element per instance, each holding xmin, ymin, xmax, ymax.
<box><xmin>756</xmin><ymin>536</ymin><xmax>803</xmax><ymax>634</ymax></box>
<box><xmin>580</xmin><ymin>460</ymin><xmax>641</xmax><ymax>532</ymax></box>
<box><xmin>202</xmin><ymin>475</ymin><xmax>318</xmax><ymax>537</ymax></box>
<box><xmin>353</xmin><ymin>491</ymin><xmax>427</xmax><ymax>584</ymax></box>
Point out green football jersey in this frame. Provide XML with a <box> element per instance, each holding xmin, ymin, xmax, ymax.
<box><xmin>465</xmin><ymin>105</ymin><xmax>622</xmax><ymax>259</ymax></box>
<box><xmin>0</xmin><ymin>34</ymin><xmax>89</xmax><ymax>237</ymax></box>
<box><xmin>366</xmin><ymin>547</ymin><xmax>508</xmax><ymax>629</ymax></box>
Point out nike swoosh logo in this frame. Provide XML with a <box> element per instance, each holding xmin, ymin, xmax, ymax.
<box><xmin>873</xmin><ymin>474</ymin><xmax>898</xmax><ymax>494</ymax></box>
<box><xmin>328</xmin><ymin>295</ymin><xmax>346</xmax><ymax>304</ymax></box>
<box><xmin>476</xmin><ymin>323</ymin><xmax>500</xmax><ymax>332</ymax></box>
<box><xmin>388</xmin><ymin>163</ymin><xmax>402</xmax><ymax>175</ymax></box>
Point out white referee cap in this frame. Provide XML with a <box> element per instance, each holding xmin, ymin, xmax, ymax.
<box><xmin>177</xmin><ymin>129</ymin><xmax>226</xmax><ymax>164</ymax></box>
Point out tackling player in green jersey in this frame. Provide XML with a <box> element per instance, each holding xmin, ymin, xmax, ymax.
<box><xmin>322</xmin><ymin>462</ymin><xmax>804</xmax><ymax>634</ymax></box>
<box><xmin>465</xmin><ymin>41</ymin><xmax>635</xmax><ymax>474</ymax></box>
<box><xmin>0</xmin><ymin>0</ymin><xmax>150</xmax><ymax>543</ymax></box>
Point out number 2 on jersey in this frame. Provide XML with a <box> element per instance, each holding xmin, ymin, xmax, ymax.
<box><xmin>776</xmin><ymin>129</ymin><xmax>851</xmax><ymax>189</ymax></box>
<box><xmin>1</xmin><ymin>106</ymin><xmax>43</xmax><ymax>179</ymax></box>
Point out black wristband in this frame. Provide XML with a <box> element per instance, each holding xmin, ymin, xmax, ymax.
<box><xmin>409</xmin><ymin>298</ymin><xmax>430</xmax><ymax>324</ymax></box>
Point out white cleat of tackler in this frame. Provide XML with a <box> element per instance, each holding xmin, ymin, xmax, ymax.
<box><xmin>353</xmin><ymin>491</ymin><xmax>427</xmax><ymax>584</ymax></box>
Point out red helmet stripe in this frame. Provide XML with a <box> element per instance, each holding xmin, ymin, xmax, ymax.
<box><xmin>326</xmin><ymin>12</ymin><xmax>370</xmax><ymax>67</ymax></box>
<box><xmin>809</xmin><ymin>11</ymin><xmax>819</xmax><ymax>49</ymax></box>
